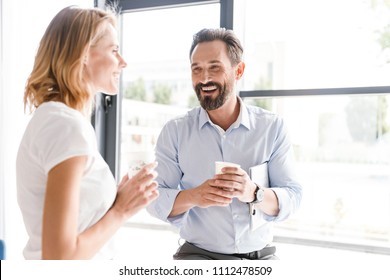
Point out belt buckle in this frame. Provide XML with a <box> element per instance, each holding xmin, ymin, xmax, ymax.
<box><xmin>248</xmin><ymin>250</ymin><xmax>259</xmax><ymax>260</ymax></box>
<box><xmin>254</xmin><ymin>250</ymin><xmax>261</xmax><ymax>259</ymax></box>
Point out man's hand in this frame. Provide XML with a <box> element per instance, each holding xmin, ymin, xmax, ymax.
<box><xmin>190</xmin><ymin>179</ymin><xmax>236</xmax><ymax>208</ymax></box>
<box><xmin>168</xmin><ymin>179</ymin><xmax>236</xmax><ymax>217</ymax></box>
<box><xmin>210</xmin><ymin>166</ymin><xmax>257</xmax><ymax>203</ymax></box>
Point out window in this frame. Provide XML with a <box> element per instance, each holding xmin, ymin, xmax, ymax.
<box><xmin>102</xmin><ymin>0</ymin><xmax>390</xmax><ymax>253</ymax></box>
<box><xmin>235</xmin><ymin>0</ymin><xmax>390</xmax><ymax>252</ymax></box>
<box><xmin>240</xmin><ymin>93</ymin><xmax>390</xmax><ymax>252</ymax></box>
<box><xmin>117</xmin><ymin>1</ymin><xmax>221</xmax><ymax>226</ymax></box>
<box><xmin>235</xmin><ymin>0</ymin><xmax>390</xmax><ymax>90</ymax></box>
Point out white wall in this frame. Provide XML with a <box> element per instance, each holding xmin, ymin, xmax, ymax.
<box><xmin>0</xmin><ymin>0</ymin><xmax>93</xmax><ymax>259</ymax></box>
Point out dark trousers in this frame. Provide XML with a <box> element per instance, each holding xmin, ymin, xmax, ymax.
<box><xmin>173</xmin><ymin>242</ymin><xmax>279</xmax><ymax>260</ymax></box>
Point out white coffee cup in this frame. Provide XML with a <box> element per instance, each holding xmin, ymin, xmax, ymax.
<box><xmin>215</xmin><ymin>161</ymin><xmax>240</xmax><ymax>175</ymax></box>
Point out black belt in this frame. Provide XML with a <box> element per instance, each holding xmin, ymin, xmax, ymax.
<box><xmin>230</xmin><ymin>245</ymin><xmax>276</xmax><ymax>260</ymax></box>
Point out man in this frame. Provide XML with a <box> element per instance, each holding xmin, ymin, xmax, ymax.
<box><xmin>147</xmin><ymin>28</ymin><xmax>302</xmax><ymax>260</ymax></box>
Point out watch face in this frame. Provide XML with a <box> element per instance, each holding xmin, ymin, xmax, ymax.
<box><xmin>256</xmin><ymin>187</ymin><xmax>264</xmax><ymax>202</ymax></box>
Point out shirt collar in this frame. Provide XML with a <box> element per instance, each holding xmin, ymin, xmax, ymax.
<box><xmin>239</xmin><ymin>97</ymin><xmax>251</xmax><ymax>130</ymax></box>
<box><xmin>198</xmin><ymin>96</ymin><xmax>251</xmax><ymax>130</ymax></box>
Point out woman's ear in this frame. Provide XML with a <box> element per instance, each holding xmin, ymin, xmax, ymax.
<box><xmin>235</xmin><ymin>61</ymin><xmax>245</xmax><ymax>80</ymax></box>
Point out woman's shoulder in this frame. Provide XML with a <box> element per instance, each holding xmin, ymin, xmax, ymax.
<box><xmin>26</xmin><ymin>101</ymin><xmax>93</xmax><ymax>143</ymax></box>
<box><xmin>33</xmin><ymin>101</ymin><xmax>89</xmax><ymax>129</ymax></box>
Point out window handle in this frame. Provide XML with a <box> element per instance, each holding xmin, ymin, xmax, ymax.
<box><xmin>104</xmin><ymin>95</ymin><xmax>112</xmax><ymax>113</ymax></box>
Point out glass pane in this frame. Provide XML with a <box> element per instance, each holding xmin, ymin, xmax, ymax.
<box><xmin>119</xmin><ymin>4</ymin><xmax>220</xmax><ymax>225</ymax></box>
<box><xmin>244</xmin><ymin>94</ymin><xmax>390</xmax><ymax>248</ymax></box>
<box><xmin>235</xmin><ymin>0</ymin><xmax>390</xmax><ymax>90</ymax></box>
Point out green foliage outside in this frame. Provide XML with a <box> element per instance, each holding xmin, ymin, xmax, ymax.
<box><xmin>153</xmin><ymin>83</ymin><xmax>172</xmax><ymax>105</ymax></box>
<box><xmin>124</xmin><ymin>77</ymin><xmax>146</xmax><ymax>101</ymax></box>
<box><xmin>187</xmin><ymin>95</ymin><xmax>199</xmax><ymax>109</ymax></box>
<box><xmin>123</xmin><ymin>78</ymin><xmax>173</xmax><ymax>105</ymax></box>
<box><xmin>250</xmin><ymin>76</ymin><xmax>273</xmax><ymax>111</ymax></box>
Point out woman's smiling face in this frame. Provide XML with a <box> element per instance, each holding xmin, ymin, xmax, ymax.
<box><xmin>84</xmin><ymin>23</ymin><xmax>127</xmax><ymax>95</ymax></box>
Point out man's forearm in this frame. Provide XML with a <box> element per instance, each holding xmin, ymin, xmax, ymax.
<box><xmin>168</xmin><ymin>189</ymin><xmax>195</xmax><ymax>218</ymax></box>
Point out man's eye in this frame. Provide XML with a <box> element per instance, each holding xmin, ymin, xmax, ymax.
<box><xmin>192</xmin><ymin>68</ymin><xmax>201</xmax><ymax>74</ymax></box>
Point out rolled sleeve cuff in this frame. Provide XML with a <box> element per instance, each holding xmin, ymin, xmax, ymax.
<box><xmin>147</xmin><ymin>188</ymin><xmax>183</xmax><ymax>226</ymax></box>
<box><xmin>263</xmin><ymin>187</ymin><xmax>293</xmax><ymax>222</ymax></box>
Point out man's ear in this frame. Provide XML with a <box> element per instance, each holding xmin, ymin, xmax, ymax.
<box><xmin>235</xmin><ymin>61</ymin><xmax>245</xmax><ymax>80</ymax></box>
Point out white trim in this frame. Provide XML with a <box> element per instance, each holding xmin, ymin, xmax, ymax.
<box><xmin>0</xmin><ymin>0</ymin><xmax>5</xmax><ymax>242</ymax></box>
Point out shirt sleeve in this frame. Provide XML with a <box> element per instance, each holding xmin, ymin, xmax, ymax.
<box><xmin>264</xmin><ymin>117</ymin><xmax>303</xmax><ymax>222</ymax></box>
<box><xmin>33</xmin><ymin>113</ymin><xmax>94</xmax><ymax>175</ymax></box>
<box><xmin>146</xmin><ymin>120</ymin><xmax>187</xmax><ymax>227</ymax></box>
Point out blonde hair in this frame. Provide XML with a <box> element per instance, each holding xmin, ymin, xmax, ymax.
<box><xmin>24</xmin><ymin>6</ymin><xmax>117</xmax><ymax>113</ymax></box>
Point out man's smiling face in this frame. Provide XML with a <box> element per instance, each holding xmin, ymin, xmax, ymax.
<box><xmin>190</xmin><ymin>40</ymin><xmax>236</xmax><ymax>111</ymax></box>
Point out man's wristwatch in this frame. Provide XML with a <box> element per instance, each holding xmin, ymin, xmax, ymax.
<box><xmin>250</xmin><ymin>183</ymin><xmax>264</xmax><ymax>204</ymax></box>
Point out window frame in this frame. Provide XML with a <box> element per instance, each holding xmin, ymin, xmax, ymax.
<box><xmin>240</xmin><ymin>86</ymin><xmax>390</xmax><ymax>98</ymax></box>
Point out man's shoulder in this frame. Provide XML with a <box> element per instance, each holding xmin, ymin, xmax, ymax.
<box><xmin>245</xmin><ymin>103</ymin><xmax>279</xmax><ymax>121</ymax></box>
<box><xmin>166</xmin><ymin>106</ymin><xmax>200</xmax><ymax>126</ymax></box>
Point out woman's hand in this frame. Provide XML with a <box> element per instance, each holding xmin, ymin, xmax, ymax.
<box><xmin>112</xmin><ymin>162</ymin><xmax>159</xmax><ymax>220</ymax></box>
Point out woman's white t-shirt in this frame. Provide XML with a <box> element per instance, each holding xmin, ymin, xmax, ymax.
<box><xmin>16</xmin><ymin>101</ymin><xmax>117</xmax><ymax>259</ymax></box>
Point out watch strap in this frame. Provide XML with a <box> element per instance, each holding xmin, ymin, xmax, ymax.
<box><xmin>250</xmin><ymin>183</ymin><xmax>260</xmax><ymax>203</ymax></box>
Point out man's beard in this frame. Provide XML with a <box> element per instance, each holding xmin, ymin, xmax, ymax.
<box><xmin>195</xmin><ymin>81</ymin><xmax>230</xmax><ymax>111</ymax></box>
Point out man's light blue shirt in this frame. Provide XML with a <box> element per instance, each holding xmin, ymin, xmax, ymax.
<box><xmin>147</xmin><ymin>98</ymin><xmax>302</xmax><ymax>254</ymax></box>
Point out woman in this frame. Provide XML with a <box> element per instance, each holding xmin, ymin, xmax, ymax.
<box><xmin>16</xmin><ymin>6</ymin><xmax>159</xmax><ymax>260</ymax></box>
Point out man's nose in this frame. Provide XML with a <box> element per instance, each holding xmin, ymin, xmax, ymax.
<box><xmin>199</xmin><ymin>70</ymin><xmax>212</xmax><ymax>84</ymax></box>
